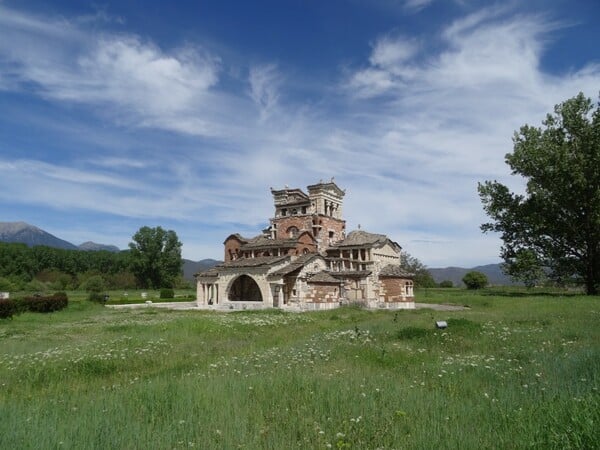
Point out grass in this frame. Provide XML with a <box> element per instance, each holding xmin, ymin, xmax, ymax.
<box><xmin>1</xmin><ymin>288</ymin><xmax>598</xmax><ymax>449</ymax></box>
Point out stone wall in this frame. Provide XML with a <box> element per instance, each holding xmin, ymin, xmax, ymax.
<box><xmin>379</xmin><ymin>277</ymin><xmax>412</xmax><ymax>302</ymax></box>
<box><xmin>304</xmin><ymin>283</ymin><xmax>340</xmax><ymax>303</ymax></box>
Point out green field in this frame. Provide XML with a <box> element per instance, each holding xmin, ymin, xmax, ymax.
<box><xmin>1</xmin><ymin>289</ymin><xmax>598</xmax><ymax>449</ymax></box>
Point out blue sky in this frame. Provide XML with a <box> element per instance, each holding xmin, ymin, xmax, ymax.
<box><xmin>1</xmin><ymin>0</ymin><xmax>599</xmax><ymax>267</ymax></box>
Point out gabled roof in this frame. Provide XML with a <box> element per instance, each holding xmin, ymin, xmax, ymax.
<box><xmin>332</xmin><ymin>230</ymin><xmax>401</xmax><ymax>251</ymax></box>
<box><xmin>223</xmin><ymin>233</ymin><xmax>251</xmax><ymax>245</ymax></box>
<box><xmin>308</xmin><ymin>271</ymin><xmax>340</xmax><ymax>283</ymax></box>
<box><xmin>268</xmin><ymin>253</ymin><xmax>321</xmax><ymax>277</ymax></box>
<box><xmin>195</xmin><ymin>255</ymin><xmax>290</xmax><ymax>277</ymax></box>
<box><xmin>334</xmin><ymin>230</ymin><xmax>387</xmax><ymax>247</ymax></box>
<box><xmin>379</xmin><ymin>264</ymin><xmax>414</xmax><ymax>278</ymax></box>
<box><xmin>221</xmin><ymin>255</ymin><xmax>289</xmax><ymax>268</ymax></box>
<box><xmin>240</xmin><ymin>235</ymin><xmax>299</xmax><ymax>250</ymax></box>
<box><xmin>195</xmin><ymin>266</ymin><xmax>220</xmax><ymax>278</ymax></box>
<box><xmin>330</xmin><ymin>270</ymin><xmax>372</xmax><ymax>278</ymax></box>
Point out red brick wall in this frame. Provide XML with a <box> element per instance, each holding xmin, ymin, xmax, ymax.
<box><xmin>305</xmin><ymin>283</ymin><xmax>340</xmax><ymax>303</ymax></box>
<box><xmin>317</xmin><ymin>216</ymin><xmax>345</xmax><ymax>247</ymax></box>
<box><xmin>224</xmin><ymin>236</ymin><xmax>243</xmax><ymax>262</ymax></box>
<box><xmin>271</xmin><ymin>215</ymin><xmax>345</xmax><ymax>246</ymax></box>
<box><xmin>380</xmin><ymin>278</ymin><xmax>411</xmax><ymax>302</ymax></box>
<box><xmin>296</xmin><ymin>232</ymin><xmax>317</xmax><ymax>254</ymax></box>
<box><xmin>272</xmin><ymin>216</ymin><xmax>313</xmax><ymax>238</ymax></box>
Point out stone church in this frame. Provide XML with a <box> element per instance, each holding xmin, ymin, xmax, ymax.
<box><xmin>195</xmin><ymin>180</ymin><xmax>414</xmax><ymax>310</ymax></box>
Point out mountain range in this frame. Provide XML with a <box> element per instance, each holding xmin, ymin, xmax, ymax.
<box><xmin>0</xmin><ymin>221</ymin><xmax>119</xmax><ymax>251</ymax></box>
<box><xmin>0</xmin><ymin>221</ymin><xmax>510</xmax><ymax>284</ymax></box>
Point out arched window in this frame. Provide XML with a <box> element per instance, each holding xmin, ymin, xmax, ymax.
<box><xmin>405</xmin><ymin>281</ymin><xmax>414</xmax><ymax>297</ymax></box>
<box><xmin>287</xmin><ymin>226</ymin><xmax>299</xmax><ymax>238</ymax></box>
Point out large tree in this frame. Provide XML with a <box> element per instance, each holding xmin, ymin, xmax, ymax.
<box><xmin>479</xmin><ymin>93</ymin><xmax>600</xmax><ymax>294</ymax></box>
<box><xmin>128</xmin><ymin>226</ymin><xmax>183</xmax><ymax>289</ymax></box>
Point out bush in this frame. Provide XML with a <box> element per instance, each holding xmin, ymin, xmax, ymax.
<box><xmin>21</xmin><ymin>292</ymin><xmax>69</xmax><ymax>313</ymax></box>
<box><xmin>462</xmin><ymin>271</ymin><xmax>488</xmax><ymax>289</ymax></box>
<box><xmin>160</xmin><ymin>288</ymin><xmax>174</xmax><ymax>299</ymax></box>
<box><xmin>0</xmin><ymin>277</ymin><xmax>14</xmax><ymax>291</ymax></box>
<box><xmin>439</xmin><ymin>280</ymin><xmax>454</xmax><ymax>288</ymax></box>
<box><xmin>0</xmin><ymin>299</ymin><xmax>17</xmax><ymax>319</ymax></box>
<box><xmin>88</xmin><ymin>292</ymin><xmax>108</xmax><ymax>304</ymax></box>
<box><xmin>81</xmin><ymin>275</ymin><xmax>106</xmax><ymax>293</ymax></box>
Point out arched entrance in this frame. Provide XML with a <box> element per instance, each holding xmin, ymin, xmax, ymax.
<box><xmin>228</xmin><ymin>275</ymin><xmax>263</xmax><ymax>302</ymax></box>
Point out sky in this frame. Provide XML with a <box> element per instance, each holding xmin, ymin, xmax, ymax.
<box><xmin>0</xmin><ymin>0</ymin><xmax>599</xmax><ymax>267</ymax></box>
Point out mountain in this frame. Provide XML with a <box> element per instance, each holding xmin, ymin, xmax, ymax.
<box><xmin>429</xmin><ymin>263</ymin><xmax>517</xmax><ymax>286</ymax></box>
<box><xmin>0</xmin><ymin>221</ymin><xmax>78</xmax><ymax>250</ymax></box>
<box><xmin>182</xmin><ymin>259</ymin><xmax>221</xmax><ymax>281</ymax></box>
<box><xmin>0</xmin><ymin>222</ymin><xmax>120</xmax><ymax>251</ymax></box>
<box><xmin>78</xmin><ymin>241</ymin><xmax>120</xmax><ymax>252</ymax></box>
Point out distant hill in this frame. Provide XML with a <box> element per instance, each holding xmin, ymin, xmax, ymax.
<box><xmin>0</xmin><ymin>221</ymin><xmax>119</xmax><ymax>252</ymax></box>
<box><xmin>0</xmin><ymin>221</ymin><xmax>78</xmax><ymax>250</ymax></box>
<box><xmin>429</xmin><ymin>263</ymin><xmax>517</xmax><ymax>286</ymax></box>
<box><xmin>78</xmin><ymin>241</ymin><xmax>120</xmax><ymax>252</ymax></box>
<box><xmin>183</xmin><ymin>259</ymin><xmax>221</xmax><ymax>281</ymax></box>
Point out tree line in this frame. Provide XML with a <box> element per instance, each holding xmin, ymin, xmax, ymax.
<box><xmin>0</xmin><ymin>226</ymin><xmax>185</xmax><ymax>292</ymax></box>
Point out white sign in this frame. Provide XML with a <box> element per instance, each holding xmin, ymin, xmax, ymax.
<box><xmin>0</xmin><ymin>292</ymin><xmax>9</xmax><ymax>299</ymax></box>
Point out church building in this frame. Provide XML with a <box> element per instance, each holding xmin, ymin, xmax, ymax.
<box><xmin>195</xmin><ymin>180</ymin><xmax>414</xmax><ymax>310</ymax></box>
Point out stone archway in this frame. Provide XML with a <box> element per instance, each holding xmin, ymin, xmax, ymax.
<box><xmin>228</xmin><ymin>275</ymin><xmax>263</xmax><ymax>302</ymax></box>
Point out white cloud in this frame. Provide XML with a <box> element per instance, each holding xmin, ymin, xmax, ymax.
<box><xmin>370</xmin><ymin>35</ymin><xmax>418</xmax><ymax>69</ymax></box>
<box><xmin>0</xmin><ymin>6</ymin><xmax>224</xmax><ymax>136</ymax></box>
<box><xmin>337</xmin><ymin>7</ymin><xmax>600</xmax><ymax>265</ymax></box>
<box><xmin>248</xmin><ymin>64</ymin><xmax>282</xmax><ymax>121</ymax></box>
<box><xmin>403</xmin><ymin>0</ymin><xmax>435</xmax><ymax>12</ymax></box>
<box><xmin>1</xmin><ymin>4</ymin><xmax>599</xmax><ymax>266</ymax></box>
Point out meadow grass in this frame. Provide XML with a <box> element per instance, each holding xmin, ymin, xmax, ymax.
<box><xmin>1</xmin><ymin>288</ymin><xmax>598</xmax><ymax>449</ymax></box>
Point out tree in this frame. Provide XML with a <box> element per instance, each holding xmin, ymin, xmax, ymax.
<box><xmin>503</xmin><ymin>249</ymin><xmax>545</xmax><ymax>289</ymax></box>
<box><xmin>479</xmin><ymin>93</ymin><xmax>600</xmax><ymax>294</ymax></box>
<box><xmin>128</xmin><ymin>226</ymin><xmax>183</xmax><ymax>289</ymax></box>
<box><xmin>462</xmin><ymin>271</ymin><xmax>488</xmax><ymax>289</ymax></box>
<box><xmin>439</xmin><ymin>280</ymin><xmax>454</xmax><ymax>288</ymax></box>
<box><xmin>400</xmin><ymin>252</ymin><xmax>436</xmax><ymax>288</ymax></box>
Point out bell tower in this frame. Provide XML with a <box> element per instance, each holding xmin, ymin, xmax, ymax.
<box><xmin>268</xmin><ymin>179</ymin><xmax>346</xmax><ymax>251</ymax></box>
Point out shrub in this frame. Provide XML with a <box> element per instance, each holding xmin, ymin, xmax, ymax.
<box><xmin>439</xmin><ymin>280</ymin><xmax>454</xmax><ymax>288</ymax></box>
<box><xmin>81</xmin><ymin>275</ymin><xmax>106</xmax><ymax>293</ymax></box>
<box><xmin>0</xmin><ymin>277</ymin><xmax>14</xmax><ymax>291</ymax></box>
<box><xmin>88</xmin><ymin>292</ymin><xmax>108</xmax><ymax>304</ymax></box>
<box><xmin>160</xmin><ymin>288</ymin><xmax>174</xmax><ymax>299</ymax></box>
<box><xmin>462</xmin><ymin>271</ymin><xmax>488</xmax><ymax>289</ymax></box>
<box><xmin>21</xmin><ymin>292</ymin><xmax>69</xmax><ymax>313</ymax></box>
<box><xmin>0</xmin><ymin>299</ymin><xmax>17</xmax><ymax>319</ymax></box>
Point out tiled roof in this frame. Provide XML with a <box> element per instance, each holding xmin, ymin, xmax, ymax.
<box><xmin>223</xmin><ymin>233</ymin><xmax>251</xmax><ymax>244</ymax></box>
<box><xmin>195</xmin><ymin>267</ymin><xmax>220</xmax><ymax>278</ymax></box>
<box><xmin>196</xmin><ymin>256</ymin><xmax>291</xmax><ymax>277</ymax></box>
<box><xmin>379</xmin><ymin>264</ymin><xmax>414</xmax><ymax>278</ymax></box>
<box><xmin>329</xmin><ymin>270</ymin><xmax>372</xmax><ymax>278</ymax></box>
<box><xmin>218</xmin><ymin>255</ymin><xmax>289</xmax><ymax>268</ymax></box>
<box><xmin>333</xmin><ymin>230</ymin><xmax>389</xmax><ymax>248</ymax></box>
<box><xmin>240</xmin><ymin>235</ymin><xmax>298</xmax><ymax>249</ymax></box>
<box><xmin>269</xmin><ymin>254</ymin><xmax>320</xmax><ymax>277</ymax></box>
<box><xmin>308</xmin><ymin>271</ymin><xmax>340</xmax><ymax>283</ymax></box>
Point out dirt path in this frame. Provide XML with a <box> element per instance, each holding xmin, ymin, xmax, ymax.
<box><xmin>415</xmin><ymin>303</ymin><xmax>469</xmax><ymax>311</ymax></box>
<box><xmin>108</xmin><ymin>302</ymin><xmax>469</xmax><ymax>312</ymax></box>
